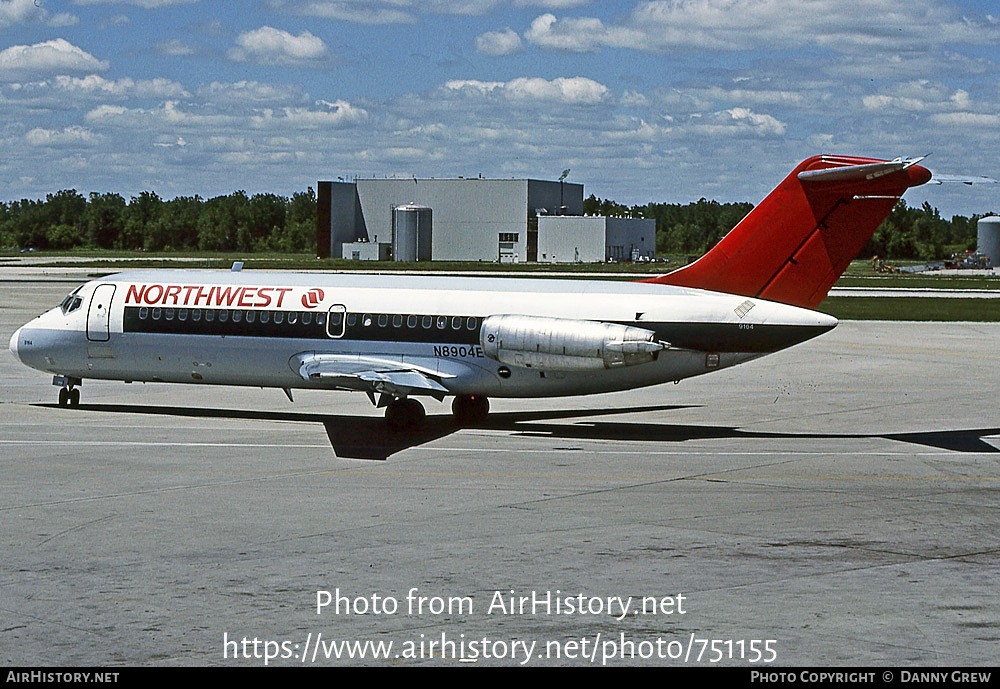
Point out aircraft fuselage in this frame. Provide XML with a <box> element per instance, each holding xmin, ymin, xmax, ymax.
<box><xmin>10</xmin><ymin>270</ymin><xmax>836</xmax><ymax>403</ymax></box>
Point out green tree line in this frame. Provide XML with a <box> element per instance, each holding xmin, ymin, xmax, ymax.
<box><xmin>0</xmin><ymin>188</ymin><xmax>317</xmax><ymax>253</ymax></box>
<box><xmin>585</xmin><ymin>194</ymin><xmax>989</xmax><ymax>261</ymax></box>
<box><xmin>1</xmin><ymin>187</ymin><xmax>987</xmax><ymax>260</ymax></box>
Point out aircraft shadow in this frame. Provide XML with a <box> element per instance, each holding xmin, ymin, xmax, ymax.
<box><xmin>36</xmin><ymin>402</ymin><xmax>1000</xmax><ymax>460</ymax></box>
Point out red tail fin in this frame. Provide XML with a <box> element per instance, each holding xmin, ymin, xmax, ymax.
<box><xmin>643</xmin><ymin>155</ymin><xmax>932</xmax><ymax>308</ymax></box>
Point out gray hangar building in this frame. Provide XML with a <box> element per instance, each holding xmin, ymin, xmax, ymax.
<box><xmin>316</xmin><ymin>177</ymin><xmax>654</xmax><ymax>263</ymax></box>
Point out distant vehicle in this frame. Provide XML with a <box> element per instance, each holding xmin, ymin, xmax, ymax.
<box><xmin>10</xmin><ymin>155</ymin><xmax>931</xmax><ymax>430</ymax></box>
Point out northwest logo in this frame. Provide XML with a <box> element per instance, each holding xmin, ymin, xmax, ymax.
<box><xmin>301</xmin><ymin>288</ymin><xmax>325</xmax><ymax>309</ymax></box>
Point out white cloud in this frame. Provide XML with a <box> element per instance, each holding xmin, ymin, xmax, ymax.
<box><xmin>227</xmin><ymin>26</ymin><xmax>330</xmax><ymax>66</ymax></box>
<box><xmin>0</xmin><ymin>39</ymin><xmax>109</xmax><ymax>81</ymax></box>
<box><xmin>196</xmin><ymin>81</ymin><xmax>311</xmax><ymax>105</ymax></box>
<box><xmin>276</xmin><ymin>0</ymin><xmax>590</xmax><ymax>24</ymax></box>
<box><xmin>55</xmin><ymin>74</ymin><xmax>189</xmax><ymax>98</ymax></box>
<box><xmin>525</xmin><ymin>13</ymin><xmax>643</xmax><ymax>52</ymax></box>
<box><xmin>514</xmin><ymin>0</ymin><xmax>591</xmax><ymax>7</ymax></box>
<box><xmin>475</xmin><ymin>28</ymin><xmax>523</xmax><ymax>56</ymax></box>
<box><xmin>2</xmin><ymin>74</ymin><xmax>189</xmax><ymax>106</ymax></box>
<box><xmin>930</xmin><ymin>112</ymin><xmax>1000</xmax><ymax>128</ymax></box>
<box><xmin>863</xmin><ymin>80</ymin><xmax>976</xmax><ymax>113</ymax></box>
<box><xmin>444</xmin><ymin>76</ymin><xmax>608</xmax><ymax>105</ymax></box>
<box><xmin>280</xmin><ymin>0</ymin><xmax>418</xmax><ymax>24</ymax></box>
<box><xmin>524</xmin><ymin>0</ymin><xmax>1000</xmax><ymax>54</ymax></box>
<box><xmin>250</xmin><ymin>100</ymin><xmax>369</xmax><ymax>129</ymax></box>
<box><xmin>26</xmin><ymin>125</ymin><xmax>98</xmax><ymax>147</ymax></box>
<box><xmin>82</xmin><ymin>97</ymin><xmax>367</xmax><ymax>133</ymax></box>
<box><xmin>156</xmin><ymin>39</ymin><xmax>198</xmax><ymax>57</ymax></box>
<box><xmin>0</xmin><ymin>0</ymin><xmax>78</xmax><ymax>27</ymax></box>
<box><xmin>505</xmin><ymin>76</ymin><xmax>608</xmax><ymax>104</ymax></box>
<box><xmin>715</xmin><ymin>107</ymin><xmax>786</xmax><ymax>136</ymax></box>
<box><xmin>0</xmin><ymin>0</ymin><xmax>41</xmax><ymax>26</ymax></box>
<box><xmin>72</xmin><ymin>0</ymin><xmax>198</xmax><ymax>7</ymax></box>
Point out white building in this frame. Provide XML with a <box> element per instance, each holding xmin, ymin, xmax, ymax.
<box><xmin>537</xmin><ymin>216</ymin><xmax>655</xmax><ymax>263</ymax></box>
<box><xmin>316</xmin><ymin>177</ymin><xmax>653</xmax><ymax>263</ymax></box>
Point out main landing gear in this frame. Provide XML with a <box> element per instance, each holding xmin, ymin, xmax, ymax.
<box><xmin>451</xmin><ymin>394</ymin><xmax>490</xmax><ymax>426</ymax></box>
<box><xmin>383</xmin><ymin>394</ymin><xmax>492</xmax><ymax>432</ymax></box>
<box><xmin>384</xmin><ymin>397</ymin><xmax>426</xmax><ymax>432</ymax></box>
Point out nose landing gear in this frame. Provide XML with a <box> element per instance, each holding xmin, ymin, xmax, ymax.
<box><xmin>57</xmin><ymin>385</ymin><xmax>80</xmax><ymax>406</ymax></box>
<box><xmin>53</xmin><ymin>375</ymin><xmax>81</xmax><ymax>406</ymax></box>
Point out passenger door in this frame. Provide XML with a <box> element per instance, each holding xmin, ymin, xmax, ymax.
<box><xmin>86</xmin><ymin>284</ymin><xmax>116</xmax><ymax>342</ymax></box>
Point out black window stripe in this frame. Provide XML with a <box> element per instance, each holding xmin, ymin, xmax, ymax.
<box><xmin>124</xmin><ymin>307</ymin><xmax>481</xmax><ymax>345</ymax></box>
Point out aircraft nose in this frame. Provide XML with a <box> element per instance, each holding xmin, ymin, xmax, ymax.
<box><xmin>9</xmin><ymin>326</ymin><xmax>21</xmax><ymax>360</ymax></box>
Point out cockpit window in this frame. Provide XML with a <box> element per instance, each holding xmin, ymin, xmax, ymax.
<box><xmin>59</xmin><ymin>287</ymin><xmax>84</xmax><ymax>315</ymax></box>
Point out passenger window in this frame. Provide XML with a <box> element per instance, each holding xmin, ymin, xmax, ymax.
<box><xmin>192</xmin><ymin>309</ymin><xmax>202</xmax><ymax>322</ymax></box>
<box><xmin>407</xmin><ymin>315</ymin><xmax>417</xmax><ymax>328</ymax></box>
<box><xmin>165</xmin><ymin>308</ymin><xmax>175</xmax><ymax>321</ymax></box>
<box><xmin>451</xmin><ymin>316</ymin><xmax>461</xmax><ymax>330</ymax></box>
<box><xmin>346</xmin><ymin>313</ymin><xmax>356</xmax><ymax>327</ymax></box>
<box><xmin>232</xmin><ymin>311</ymin><xmax>242</xmax><ymax>323</ymax></box>
<box><xmin>302</xmin><ymin>312</ymin><xmax>312</xmax><ymax>325</ymax></box>
<box><xmin>466</xmin><ymin>317</ymin><xmax>477</xmax><ymax>330</ymax></box>
<box><xmin>330</xmin><ymin>312</ymin><xmax>343</xmax><ymax>328</ymax></box>
<box><xmin>393</xmin><ymin>314</ymin><xmax>403</xmax><ymax>328</ymax></box>
<box><xmin>218</xmin><ymin>310</ymin><xmax>228</xmax><ymax>323</ymax></box>
<box><xmin>288</xmin><ymin>312</ymin><xmax>298</xmax><ymax>325</ymax></box>
<box><xmin>436</xmin><ymin>316</ymin><xmax>447</xmax><ymax>329</ymax></box>
<box><xmin>378</xmin><ymin>314</ymin><xmax>388</xmax><ymax>327</ymax></box>
<box><xmin>152</xmin><ymin>308</ymin><xmax>162</xmax><ymax>320</ymax></box>
<box><xmin>317</xmin><ymin>313</ymin><xmax>326</xmax><ymax>326</ymax></box>
<box><xmin>273</xmin><ymin>312</ymin><xmax>284</xmax><ymax>324</ymax></box>
<box><xmin>246</xmin><ymin>311</ymin><xmax>256</xmax><ymax>323</ymax></box>
<box><xmin>363</xmin><ymin>314</ymin><xmax>372</xmax><ymax>327</ymax></box>
<box><xmin>205</xmin><ymin>310</ymin><xmax>215</xmax><ymax>322</ymax></box>
<box><xmin>179</xmin><ymin>309</ymin><xmax>188</xmax><ymax>321</ymax></box>
<box><xmin>139</xmin><ymin>307</ymin><xmax>148</xmax><ymax>320</ymax></box>
<box><xmin>422</xmin><ymin>315</ymin><xmax>432</xmax><ymax>329</ymax></box>
<box><xmin>260</xmin><ymin>312</ymin><xmax>269</xmax><ymax>324</ymax></box>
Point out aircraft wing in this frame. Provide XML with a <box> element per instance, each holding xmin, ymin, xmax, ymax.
<box><xmin>293</xmin><ymin>353</ymin><xmax>452</xmax><ymax>400</ymax></box>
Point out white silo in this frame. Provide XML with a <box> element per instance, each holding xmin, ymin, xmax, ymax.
<box><xmin>978</xmin><ymin>216</ymin><xmax>1000</xmax><ymax>268</ymax></box>
<box><xmin>392</xmin><ymin>205</ymin><xmax>432</xmax><ymax>262</ymax></box>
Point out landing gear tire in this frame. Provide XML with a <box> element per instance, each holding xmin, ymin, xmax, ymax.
<box><xmin>385</xmin><ymin>398</ymin><xmax>425</xmax><ymax>432</ymax></box>
<box><xmin>58</xmin><ymin>387</ymin><xmax>80</xmax><ymax>407</ymax></box>
<box><xmin>452</xmin><ymin>394</ymin><xmax>489</xmax><ymax>426</ymax></box>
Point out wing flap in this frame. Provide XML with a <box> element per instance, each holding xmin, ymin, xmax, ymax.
<box><xmin>292</xmin><ymin>352</ymin><xmax>452</xmax><ymax>399</ymax></box>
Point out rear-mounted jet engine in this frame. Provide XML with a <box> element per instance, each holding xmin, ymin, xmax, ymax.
<box><xmin>480</xmin><ymin>314</ymin><xmax>668</xmax><ymax>371</ymax></box>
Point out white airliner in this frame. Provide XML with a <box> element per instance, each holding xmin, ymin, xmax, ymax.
<box><xmin>9</xmin><ymin>155</ymin><xmax>932</xmax><ymax>430</ymax></box>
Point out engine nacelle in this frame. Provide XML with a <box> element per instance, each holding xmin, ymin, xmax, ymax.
<box><xmin>480</xmin><ymin>314</ymin><xmax>668</xmax><ymax>371</ymax></box>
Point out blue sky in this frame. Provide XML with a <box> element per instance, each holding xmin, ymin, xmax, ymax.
<box><xmin>2</xmin><ymin>0</ymin><xmax>998</xmax><ymax>216</ymax></box>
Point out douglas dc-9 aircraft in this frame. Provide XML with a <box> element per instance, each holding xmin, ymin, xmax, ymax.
<box><xmin>10</xmin><ymin>155</ymin><xmax>931</xmax><ymax>431</ymax></box>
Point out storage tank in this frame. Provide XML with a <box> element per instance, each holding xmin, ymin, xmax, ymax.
<box><xmin>393</xmin><ymin>205</ymin><xmax>432</xmax><ymax>262</ymax></box>
<box><xmin>978</xmin><ymin>216</ymin><xmax>1000</xmax><ymax>268</ymax></box>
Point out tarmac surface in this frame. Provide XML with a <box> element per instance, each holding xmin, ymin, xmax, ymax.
<box><xmin>2</xmin><ymin>278</ymin><xmax>999</xmax><ymax>666</ymax></box>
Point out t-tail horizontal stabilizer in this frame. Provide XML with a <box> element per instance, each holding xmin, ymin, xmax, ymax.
<box><xmin>643</xmin><ymin>155</ymin><xmax>932</xmax><ymax>309</ymax></box>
